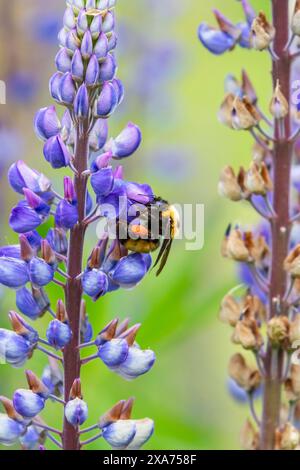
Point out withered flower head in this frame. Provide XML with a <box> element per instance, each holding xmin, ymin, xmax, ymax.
<box><xmin>231</xmin><ymin>96</ymin><xmax>260</xmax><ymax>130</ymax></box>
<box><xmin>269</xmin><ymin>80</ymin><xmax>289</xmax><ymax>119</ymax></box>
<box><xmin>251</xmin><ymin>12</ymin><xmax>275</xmax><ymax>51</ymax></box>
<box><xmin>228</xmin><ymin>353</ymin><xmax>261</xmax><ymax>392</ymax></box>
<box><xmin>218</xmin><ymin>93</ymin><xmax>235</xmax><ymax>128</ymax></box>
<box><xmin>252</xmin><ymin>139</ymin><xmax>272</xmax><ymax>164</ymax></box>
<box><xmin>222</xmin><ymin>225</ymin><xmax>269</xmax><ymax>265</ymax></box>
<box><xmin>232</xmin><ymin>315</ymin><xmax>263</xmax><ymax>350</ymax></box>
<box><xmin>241</xmin><ymin>70</ymin><xmax>257</xmax><ymax>106</ymax></box>
<box><xmin>284</xmin><ymin>245</ymin><xmax>300</xmax><ymax>278</ymax></box>
<box><xmin>292</xmin><ymin>0</ymin><xmax>300</xmax><ymax>36</ymax></box>
<box><xmin>220</xmin><ymin>293</ymin><xmax>265</xmax><ymax>328</ymax></box>
<box><xmin>240</xmin><ymin>419</ymin><xmax>259</xmax><ymax>450</ymax></box>
<box><xmin>284</xmin><ymin>364</ymin><xmax>300</xmax><ymax>402</ymax></box>
<box><xmin>244</xmin><ymin>162</ymin><xmax>273</xmax><ymax>196</ymax></box>
<box><xmin>222</xmin><ymin>227</ymin><xmax>251</xmax><ymax>262</ymax></box>
<box><xmin>290</xmin><ymin>314</ymin><xmax>300</xmax><ymax>345</ymax></box>
<box><xmin>219</xmin><ymin>294</ymin><xmax>241</xmax><ymax>326</ymax></box>
<box><xmin>218</xmin><ymin>94</ymin><xmax>260</xmax><ymax>130</ymax></box>
<box><xmin>218</xmin><ymin>166</ymin><xmax>244</xmax><ymax>201</ymax></box>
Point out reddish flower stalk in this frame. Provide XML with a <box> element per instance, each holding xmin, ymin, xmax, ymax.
<box><xmin>260</xmin><ymin>0</ymin><xmax>292</xmax><ymax>450</ymax></box>
<box><xmin>63</xmin><ymin>120</ymin><xmax>89</xmax><ymax>450</ymax></box>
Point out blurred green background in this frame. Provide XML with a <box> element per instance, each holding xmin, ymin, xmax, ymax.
<box><xmin>0</xmin><ymin>0</ymin><xmax>272</xmax><ymax>450</ymax></box>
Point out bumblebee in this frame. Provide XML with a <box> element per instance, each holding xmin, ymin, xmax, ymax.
<box><xmin>118</xmin><ymin>197</ymin><xmax>180</xmax><ymax>276</ymax></box>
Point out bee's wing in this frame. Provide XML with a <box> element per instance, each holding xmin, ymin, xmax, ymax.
<box><xmin>155</xmin><ymin>239</ymin><xmax>173</xmax><ymax>277</ymax></box>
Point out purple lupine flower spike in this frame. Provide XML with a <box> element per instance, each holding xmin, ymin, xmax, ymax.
<box><xmin>0</xmin><ymin>0</ymin><xmax>156</xmax><ymax>451</ymax></box>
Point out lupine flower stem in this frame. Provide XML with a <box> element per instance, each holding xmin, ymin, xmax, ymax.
<box><xmin>248</xmin><ymin>393</ymin><xmax>260</xmax><ymax>427</ymax></box>
<box><xmin>52</xmin><ymin>279</ymin><xmax>66</xmax><ymax>289</ymax></box>
<box><xmin>81</xmin><ymin>354</ymin><xmax>98</xmax><ymax>366</ymax></box>
<box><xmin>260</xmin><ymin>1</ymin><xmax>292</xmax><ymax>450</ymax></box>
<box><xmin>79</xmin><ymin>424</ymin><xmax>99</xmax><ymax>435</ymax></box>
<box><xmin>47</xmin><ymin>308</ymin><xmax>56</xmax><ymax>319</ymax></box>
<box><xmin>80</xmin><ymin>432</ymin><xmax>103</xmax><ymax>447</ymax></box>
<box><xmin>62</xmin><ymin>120</ymin><xmax>89</xmax><ymax>451</ymax></box>
<box><xmin>49</xmin><ymin>395</ymin><xmax>65</xmax><ymax>406</ymax></box>
<box><xmin>46</xmin><ymin>433</ymin><xmax>63</xmax><ymax>449</ymax></box>
<box><xmin>78</xmin><ymin>341</ymin><xmax>95</xmax><ymax>350</ymax></box>
<box><xmin>32</xmin><ymin>420</ymin><xmax>62</xmax><ymax>436</ymax></box>
<box><xmin>37</xmin><ymin>345</ymin><xmax>63</xmax><ymax>363</ymax></box>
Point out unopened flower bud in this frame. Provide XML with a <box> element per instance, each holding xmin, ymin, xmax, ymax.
<box><xmin>269</xmin><ymin>80</ymin><xmax>289</xmax><ymax>119</ymax></box>
<box><xmin>65</xmin><ymin>397</ymin><xmax>88</xmax><ymax>427</ymax></box>
<box><xmin>90</xmin><ymin>15</ymin><xmax>102</xmax><ymax>40</ymax></box>
<box><xmin>49</xmin><ymin>72</ymin><xmax>63</xmax><ymax>101</ymax></box>
<box><xmin>94</xmin><ymin>32</ymin><xmax>109</xmax><ymax>60</ymax></box>
<box><xmin>99</xmin><ymin>53</ymin><xmax>117</xmax><ymax>82</ymax></box>
<box><xmin>74</xmin><ymin>84</ymin><xmax>90</xmax><ymax>118</ymax></box>
<box><xmin>43</xmin><ymin>135</ymin><xmax>71</xmax><ymax>169</ymax></box>
<box><xmin>77</xmin><ymin>9</ymin><xmax>89</xmax><ymax>35</ymax></box>
<box><xmin>250</xmin><ymin>12</ymin><xmax>275</xmax><ymax>51</ymax></box>
<box><xmin>59</xmin><ymin>72</ymin><xmax>76</xmax><ymax>104</ymax></box>
<box><xmin>85</xmin><ymin>55</ymin><xmax>100</xmax><ymax>87</ymax></box>
<box><xmin>267</xmin><ymin>316</ymin><xmax>290</xmax><ymax>347</ymax></box>
<box><xmin>46</xmin><ymin>316</ymin><xmax>72</xmax><ymax>350</ymax></box>
<box><xmin>55</xmin><ymin>48</ymin><xmax>72</xmax><ymax>74</ymax></box>
<box><xmin>71</xmin><ymin>49</ymin><xmax>84</xmax><ymax>81</ymax></box>
<box><xmin>276</xmin><ymin>423</ymin><xmax>300</xmax><ymax>450</ymax></box>
<box><xmin>66</xmin><ymin>29</ymin><xmax>81</xmax><ymax>53</ymax></box>
<box><xmin>82</xmin><ymin>268</ymin><xmax>109</xmax><ymax>299</ymax></box>
<box><xmin>63</xmin><ymin>7</ymin><xmax>76</xmax><ymax>30</ymax></box>
<box><xmin>65</xmin><ymin>379</ymin><xmax>88</xmax><ymax>427</ymax></box>
<box><xmin>95</xmin><ymin>82</ymin><xmax>118</xmax><ymax>118</ymax></box>
<box><xmin>102</xmin><ymin>11</ymin><xmax>115</xmax><ymax>33</ymax></box>
<box><xmin>81</xmin><ymin>31</ymin><xmax>93</xmax><ymax>59</ymax></box>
